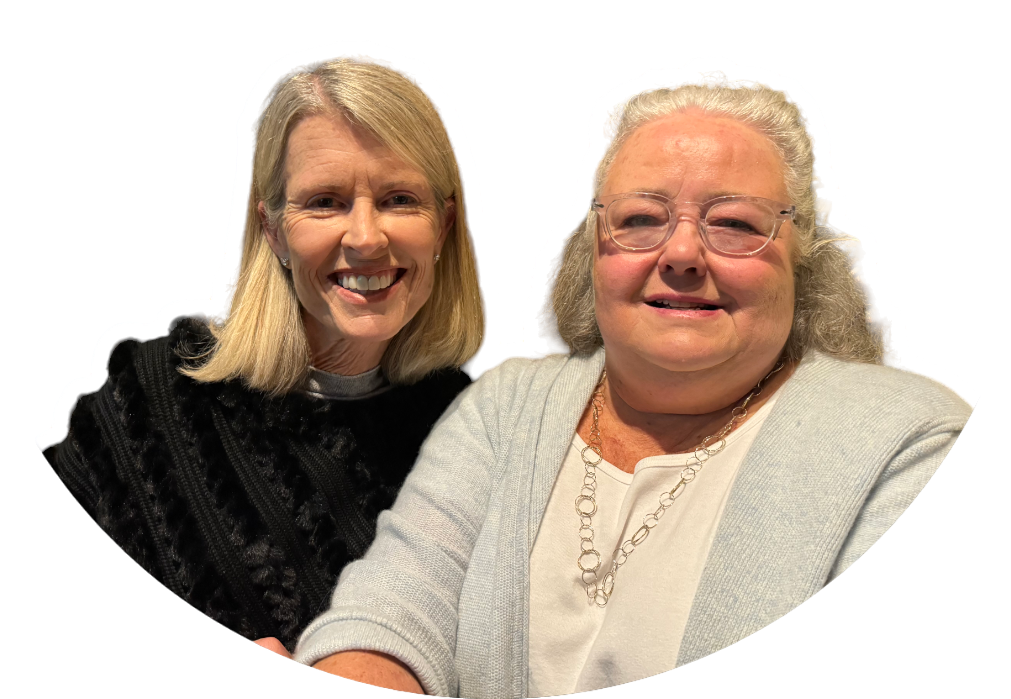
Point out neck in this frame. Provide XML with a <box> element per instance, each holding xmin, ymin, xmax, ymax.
<box><xmin>303</xmin><ymin>313</ymin><xmax>389</xmax><ymax>376</ymax></box>
<box><xmin>580</xmin><ymin>353</ymin><xmax>795</xmax><ymax>470</ymax></box>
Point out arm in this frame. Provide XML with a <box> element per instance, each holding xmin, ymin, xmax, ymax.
<box><xmin>313</xmin><ymin>651</ymin><xmax>423</xmax><ymax>693</ymax></box>
<box><xmin>44</xmin><ymin>346</ymin><xmax>167</xmax><ymax>583</ymax></box>
<box><xmin>255</xmin><ymin>636</ymin><xmax>421</xmax><ymax>692</ymax></box>
<box><xmin>294</xmin><ymin>367</ymin><xmax>507</xmax><ymax>696</ymax></box>
<box><xmin>829</xmin><ymin>423</ymin><xmax>963</xmax><ymax>580</ymax></box>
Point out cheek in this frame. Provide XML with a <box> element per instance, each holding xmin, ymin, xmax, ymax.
<box><xmin>720</xmin><ymin>263</ymin><xmax>795</xmax><ymax>333</ymax></box>
<box><xmin>288</xmin><ymin>235</ymin><xmax>338</xmax><ymax>307</ymax></box>
<box><xmin>394</xmin><ymin>225</ymin><xmax>441</xmax><ymax>303</ymax></box>
<box><xmin>409</xmin><ymin>259</ymin><xmax>435</xmax><ymax>297</ymax></box>
<box><xmin>286</xmin><ymin>221</ymin><xmax>339</xmax><ymax>270</ymax></box>
<box><xmin>593</xmin><ymin>254</ymin><xmax>655</xmax><ymax>341</ymax></box>
<box><xmin>594</xmin><ymin>254</ymin><xmax>653</xmax><ymax>302</ymax></box>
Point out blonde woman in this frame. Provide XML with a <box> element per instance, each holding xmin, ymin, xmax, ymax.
<box><xmin>294</xmin><ymin>84</ymin><xmax>969</xmax><ymax>696</ymax></box>
<box><xmin>45</xmin><ymin>59</ymin><xmax>483</xmax><ymax>652</ymax></box>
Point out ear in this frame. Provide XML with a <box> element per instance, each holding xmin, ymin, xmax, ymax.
<box><xmin>437</xmin><ymin>196</ymin><xmax>456</xmax><ymax>256</ymax></box>
<box><xmin>258</xmin><ymin>201</ymin><xmax>289</xmax><ymax>259</ymax></box>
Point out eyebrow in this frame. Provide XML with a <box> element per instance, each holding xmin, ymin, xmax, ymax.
<box><xmin>287</xmin><ymin>177</ymin><xmax>430</xmax><ymax>195</ymax></box>
<box><xmin>699</xmin><ymin>190</ymin><xmax>740</xmax><ymax>200</ymax></box>
<box><xmin>629</xmin><ymin>187</ymin><xmax>676</xmax><ymax>199</ymax></box>
<box><xmin>631</xmin><ymin>188</ymin><xmax>741</xmax><ymax>201</ymax></box>
<box><xmin>374</xmin><ymin>178</ymin><xmax>429</xmax><ymax>191</ymax></box>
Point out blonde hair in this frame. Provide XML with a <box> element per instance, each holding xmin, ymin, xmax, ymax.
<box><xmin>552</xmin><ymin>83</ymin><xmax>883</xmax><ymax>364</ymax></box>
<box><xmin>184</xmin><ymin>59</ymin><xmax>484</xmax><ymax>393</ymax></box>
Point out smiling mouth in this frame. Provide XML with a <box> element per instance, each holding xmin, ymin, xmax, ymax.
<box><xmin>331</xmin><ymin>269</ymin><xmax>406</xmax><ymax>296</ymax></box>
<box><xmin>646</xmin><ymin>299</ymin><xmax>720</xmax><ymax>310</ymax></box>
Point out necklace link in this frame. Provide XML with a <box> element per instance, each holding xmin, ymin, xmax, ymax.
<box><xmin>575</xmin><ymin>363</ymin><xmax>783</xmax><ymax>607</ymax></box>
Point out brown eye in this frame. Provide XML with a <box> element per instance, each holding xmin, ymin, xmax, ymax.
<box><xmin>310</xmin><ymin>196</ymin><xmax>337</xmax><ymax>209</ymax></box>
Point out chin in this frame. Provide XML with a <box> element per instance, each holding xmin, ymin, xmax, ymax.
<box><xmin>632</xmin><ymin>335</ymin><xmax>738</xmax><ymax>372</ymax></box>
<box><xmin>322</xmin><ymin>312</ymin><xmax>405</xmax><ymax>341</ymax></box>
<box><xmin>346</xmin><ymin>323</ymin><xmax>405</xmax><ymax>344</ymax></box>
<box><xmin>651</xmin><ymin>352</ymin><xmax>732</xmax><ymax>373</ymax></box>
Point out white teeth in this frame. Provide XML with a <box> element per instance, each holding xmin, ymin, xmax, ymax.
<box><xmin>339</xmin><ymin>272</ymin><xmax>397</xmax><ymax>294</ymax></box>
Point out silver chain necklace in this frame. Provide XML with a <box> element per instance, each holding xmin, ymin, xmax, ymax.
<box><xmin>575</xmin><ymin>363</ymin><xmax>783</xmax><ymax>607</ymax></box>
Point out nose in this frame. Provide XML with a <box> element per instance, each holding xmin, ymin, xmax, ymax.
<box><xmin>656</xmin><ymin>215</ymin><xmax>708</xmax><ymax>277</ymax></box>
<box><xmin>341</xmin><ymin>198</ymin><xmax>388</xmax><ymax>258</ymax></box>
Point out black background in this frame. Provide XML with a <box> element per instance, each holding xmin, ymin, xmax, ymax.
<box><xmin>31</xmin><ymin>45</ymin><xmax>978</xmax><ymax>695</ymax></box>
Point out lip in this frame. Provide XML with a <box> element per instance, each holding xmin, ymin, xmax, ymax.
<box><xmin>332</xmin><ymin>266</ymin><xmax>403</xmax><ymax>278</ymax></box>
<box><xmin>643</xmin><ymin>293</ymin><xmax>725</xmax><ymax>316</ymax></box>
<box><xmin>328</xmin><ymin>267</ymin><xmax>406</xmax><ymax>303</ymax></box>
<box><xmin>644</xmin><ymin>293</ymin><xmax>723</xmax><ymax>307</ymax></box>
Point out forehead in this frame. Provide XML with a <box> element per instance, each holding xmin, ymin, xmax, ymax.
<box><xmin>284</xmin><ymin>114</ymin><xmax>425</xmax><ymax>184</ymax></box>
<box><xmin>606</xmin><ymin>111</ymin><xmax>787</xmax><ymax>199</ymax></box>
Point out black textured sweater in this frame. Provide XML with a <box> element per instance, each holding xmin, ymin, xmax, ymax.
<box><xmin>45</xmin><ymin>319</ymin><xmax>471</xmax><ymax>650</ymax></box>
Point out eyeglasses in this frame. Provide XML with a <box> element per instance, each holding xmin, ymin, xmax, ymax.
<box><xmin>591</xmin><ymin>192</ymin><xmax>796</xmax><ymax>256</ymax></box>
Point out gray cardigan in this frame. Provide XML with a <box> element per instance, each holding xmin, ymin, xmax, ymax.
<box><xmin>294</xmin><ymin>350</ymin><xmax>970</xmax><ymax>697</ymax></box>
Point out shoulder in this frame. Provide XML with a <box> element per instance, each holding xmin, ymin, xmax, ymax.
<box><xmin>60</xmin><ymin>317</ymin><xmax>222</xmax><ymax>445</ymax></box>
<box><xmin>444</xmin><ymin>351</ymin><xmax>605</xmax><ymax>431</ymax></box>
<box><xmin>167</xmin><ymin>316</ymin><xmax>216</xmax><ymax>363</ymax></box>
<box><xmin>376</xmin><ymin>367</ymin><xmax>474</xmax><ymax>429</ymax></box>
<box><xmin>96</xmin><ymin>316</ymin><xmax>213</xmax><ymax>385</ymax></box>
<box><xmin>784</xmin><ymin>351</ymin><xmax>971</xmax><ymax>433</ymax></box>
<box><xmin>405</xmin><ymin>366</ymin><xmax>473</xmax><ymax>400</ymax></box>
<box><xmin>46</xmin><ymin>319</ymin><xmax>213</xmax><ymax>524</ymax></box>
<box><xmin>469</xmin><ymin>351</ymin><xmax>604</xmax><ymax>398</ymax></box>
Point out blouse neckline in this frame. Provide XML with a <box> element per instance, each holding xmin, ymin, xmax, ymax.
<box><xmin>303</xmin><ymin>365</ymin><xmax>388</xmax><ymax>400</ymax></box>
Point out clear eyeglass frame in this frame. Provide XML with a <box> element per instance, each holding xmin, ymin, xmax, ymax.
<box><xmin>591</xmin><ymin>192</ymin><xmax>797</xmax><ymax>257</ymax></box>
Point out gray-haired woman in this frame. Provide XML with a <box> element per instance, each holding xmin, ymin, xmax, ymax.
<box><xmin>293</xmin><ymin>83</ymin><xmax>969</xmax><ymax>696</ymax></box>
<box><xmin>45</xmin><ymin>58</ymin><xmax>483</xmax><ymax>652</ymax></box>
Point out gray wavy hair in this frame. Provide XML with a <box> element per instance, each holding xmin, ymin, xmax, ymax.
<box><xmin>551</xmin><ymin>83</ymin><xmax>883</xmax><ymax>364</ymax></box>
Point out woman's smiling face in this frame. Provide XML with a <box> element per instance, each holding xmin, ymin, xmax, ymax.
<box><xmin>263</xmin><ymin>114</ymin><xmax>451</xmax><ymax>369</ymax></box>
<box><xmin>593</xmin><ymin>111</ymin><xmax>796</xmax><ymax>386</ymax></box>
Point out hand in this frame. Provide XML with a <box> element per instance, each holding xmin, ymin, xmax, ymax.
<box><xmin>254</xmin><ymin>637</ymin><xmax>292</xmax><ymax>659</ymax></box>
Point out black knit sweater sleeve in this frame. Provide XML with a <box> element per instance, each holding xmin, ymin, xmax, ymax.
<box><xmin>44</xmin><ymin>318</ymin><xmax>472</xmax><ymax>650</ymax></box>
<box><xmin>45</xmin><ymin>339</ymin><xmax>178</xmax><ymax>585</ymax></box>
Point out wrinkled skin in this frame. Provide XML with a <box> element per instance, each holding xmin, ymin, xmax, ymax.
<box><xmin>583</xmin><ymin>110</ymin><xmax>798</xmax><ymax>469</ymax></box>
<box><xmin>261</xmin><ymin>115</ymin><xmax>452</xmax><ymax>375</ymax></box>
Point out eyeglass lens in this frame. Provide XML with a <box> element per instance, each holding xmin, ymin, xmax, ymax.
<box><xmin>605</xmin><ymin>197</ymin><xmax>779</xmax><ymax>254</ymax></box>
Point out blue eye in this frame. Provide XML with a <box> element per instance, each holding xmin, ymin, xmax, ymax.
<box><xmin>310</xmin><ymin>196</ymin><xmax>338</xmax><ymax>208</ymax></box>
<box><xmin>387</xmin><ymin>194</ymin><xmax>418</xmax><ymax>206</ymax></box>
